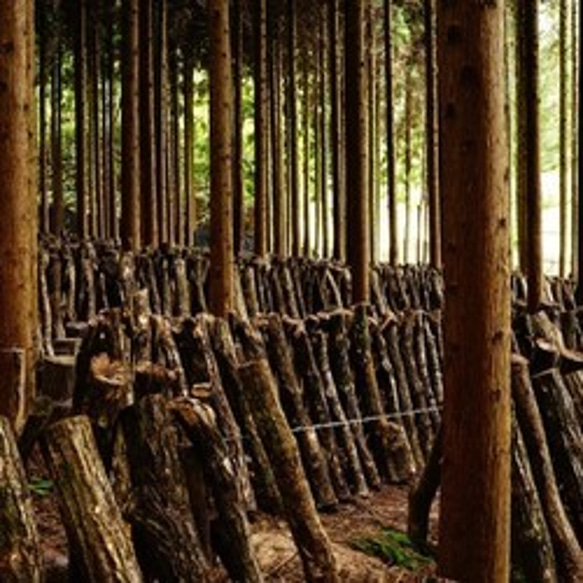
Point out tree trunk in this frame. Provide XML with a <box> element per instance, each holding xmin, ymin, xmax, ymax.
<box><xmin>329</xmin><ymin>0</ymin><xmax>345</xmax><ymax>262</ymax></box>
<box><xmin>0</xmin><ymin>416</ymin><xmax>42</xmax><ymax>583</ymax></box>
<box><xmin>254</xmin><ymin>0</ymin><xmax>268</xmax><ymax>257</ymax></box>
<box><xmin>232</xmin><ymin>0</ymin><xmax>244</xmax><ymax>255</ymax></box>
<box><xmin>288</xmin><ymin>0</ymin><xmax>300</xmax><ymax>256</ymax></box>
<box><xmin>184</xmin><ymin>53</ymin><xmax>196</xmax><ymax>247</ymax></box>
<box><xmin>208</xmin><ymin>0</ymin><xmax>234</xmax><ymax>317</ymax></box>
<box><xmin>121</xmin><ymin>0</ymin><xmax>141</xmax><ymax>251</ymax></box>
<box><xmin>51</xmin><ymin>36</ymin><xmax>64</xmax><ymax>235</ymax></box>
<box><xmin>0</xmin><ymin>0</ymin><xmax>37</xmax><ymax>432</ymax></box>
<box><xmin>384</xmin><ymin>0</ymin><xmax>398</xmax><ymax>265</ymax></box>
<box><xmin>436</xmin><ymin>0</ymin><xmax>512</xmax><ymax>578</ymax></box>
<box><xmin>424</xmin><ymin>0</ymin><xmax>441</xmax><ymax>269</ymax></box>
<box><xmin>139</xmin><ymin>0</ymin><xmax>158</xmax><ymax>247</ymax></box>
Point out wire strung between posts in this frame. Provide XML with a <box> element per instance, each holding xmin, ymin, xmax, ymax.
<box><xmin>288</xmin><ymin>406</ymin><xmax>443</xmax><ymax>435</ymax></box>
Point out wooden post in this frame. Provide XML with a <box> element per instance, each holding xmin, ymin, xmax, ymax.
<box><xmin>437</xmin><ymin>0</ymin><xmax>512</xmax><ymax>579</ymax></box>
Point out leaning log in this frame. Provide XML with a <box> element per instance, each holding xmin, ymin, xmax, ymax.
<box><xmin>351</xmin><ymin>304</ymin><xmax>414</xmax><ymax>483</ymax></box>
<box><xmin>511</xmin><ymin>414</ymin><xmax>557</xmax><ymax>583</ymax></box>
<box><xmin>327</xmin><ymin>310</ymin><xmax>380</xmax><ymax>489</ymax></box>
<box><xmin>511</xmin><ymin>358</ymin><xmax>582</xmax><ymax>579</ymax></box>
<box><xmin>0</xmin><ymin>416</ymin><xmax>43</xmax><ymax>583</ymax></box>
<box><xmin>261</xmin><ymin>314</ymin><xmax>337</xmax><ymax>509</ymax></box>
<box><xmin>121</xmin><ymin>395</ymin><xmax>210</xmax><ymax>581</ymax></box>
<box><xmin>173</xmin><ymin>397</ymin><xmax>264</xmax><ymax>583</ymax></box>
<box><xmin>239</xmin><ymin>356</ymin><xmax>339</xmax><ymax>583</ymax></box>
<box><xmin>42</xmin><ymin>415</ymin><xmax>143</xmax><ymax>583</ymax></box>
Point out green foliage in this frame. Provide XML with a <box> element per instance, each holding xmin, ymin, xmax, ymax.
<box><xmin>350</xmin><ymin>527</ymin><xmax>434</xmax><ymax>571</ymax></box>
<box><xmin>28</xmin><ymin>477</ymin><xmax>53</xmax><ymax>498</ymax></box>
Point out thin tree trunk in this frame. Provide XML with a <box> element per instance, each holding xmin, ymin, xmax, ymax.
<box><xmin>121</xmin><ymin>0</ymin><xmax>141</xmax><ymax>251</ymax></box>
<box><xmin>345</xmin><ymin>0</ymin><xmax>369</xmax><ymax>304</ymax></box>
<box><xmin>424</xmin><ymin>0</ymin><xmax>441</xmax><ymax>268</ymax></box>
<box><xmin>139</xmin><ymin>0</ymin><xmax>158</xmax><ymax>246</ymax></box>
<box><xmin>437</xmin><ymin>0</ymin><xmax>512</xmax><ymax>578</ymax></box>
<box><xmin>559</xmin><ymin>0</ymin><xmax>569</xmax><ymax>277</ymax></box>
<box><xmin>329</xmin><ymin>0</ymin><xmax>345</xmax><ymax>261</ymax></box>
<box><xmin>254</xmin><ymin>0</ymin><xmax>268</xmax><ymax>257</ymax></box>
<box><xmin>51</xmin><ymin>35</ymin><xmax>64</xmax><ymax>235</ymax></box>
<box><xmin>288</xmin><ymin>0</ymin><xmax>300</xmax><ymax>256</ymax></box>
<box><xmin>232</xmin><ymin>0</ymin><xmax>244</xmax><ymax>255</ymax></box>
<box><xmin>184</xmin><ymin>53</ymin><xmax>195</xmax><ymax>247</ymax></box>
<box><xmin>208</xmin><ymin>0</ymin><xmax>234</xmax><ymax>317</ymax></box>
<box><xmin>403</xmin><ymin>66</ymin><xmax>412</xmax><ymax>264</ymax></box>
<box><xmin>384</xmin><ymin>0</ymin><xmax>397</xmax><ymax>265</ymax></box>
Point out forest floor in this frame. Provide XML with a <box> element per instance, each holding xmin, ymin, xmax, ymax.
<box><xmin>29</xmin><ymin>447</ymin><xmax>441</xmax><ymax>582</ymax></box>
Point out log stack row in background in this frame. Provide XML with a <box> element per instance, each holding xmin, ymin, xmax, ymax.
<box><xmin>1</xmin><ymin>240</ymin><xmax>580</xmax><ymax>581</ymax></box>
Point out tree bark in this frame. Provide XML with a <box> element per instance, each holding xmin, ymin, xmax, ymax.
<box><xmin>0</xmin><ymin>416</ymin><xmax>42</xmax><ymax>583</ymax></box>
<box><xmin>437</xmin><ymin>0</ymin><xmax>512</xmax><ymax>578</ymax></box>
<box><xmin>42</xmin><ymin>416</ymin><xmax>143</xmax><ymax>583</ymax></box>
<box><xmin>208</xmin><ymin>0</ymin><xmax>234</xmax><ymax>317</ymax></box>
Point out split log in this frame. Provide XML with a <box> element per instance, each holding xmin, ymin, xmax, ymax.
<box><xmin>172</xmin><ymin>397</ymin><xmax>264</xmax><ymax>583</ymax></box>
<box><xmin>380</xmin><ymin>318</ymin><xmax>425</xmax><ymax>466</ymax></box>
<box><xmin>241</xmin><ymin>263</ymin><xmax>260</xmax><ymax>318</ymax></box>
<box><xmin>173</xmin><ymin>256</ymin><xmax>191</xmax><ymax>318</ymax></box>
<box><xmin>209</xmin><ymin>318</ymin><xmax>280</xmax><ymax>512</ymax></box>
<box><xmin>0</xmin><ymin>416</ymin><xmax>43</xmax><ymax>582</ymax></box>
<box><xmin>511</xmin><ymin>358</ymin><xmax>583</xmax><ymax>579</ymax></box>
<box><xmin>310</xmin><ymin>324</ymin><xmax>369</xmax><ymax>497</ymax></box>
<box><xmin>39</xmin><ymin>248</ymin><xmax>54</xmax><ymax>355</ymax></box>
<box><xmin>422</xmin><ymin>312</ymin><xmax>444</xmax><ymax>404</ymax></box>
<box><xmin>511</xmin><ymin>414</ymin><xmax>557</xmax><ymax>583</ymax></box>
<box><xmin>562</xmin><ymin>370</ymin><xmax>583</xmax><ymax>426</ymax></box>
<box><xmin>530</xmin><ymin>369</ymin><xmax>583</xmax><ymax>540</ymax></box>
<box><xmin>350</xmin><ymin>304</ymin><xmax>413</xmax><ymax>483</ymax></box>
<box><xmin>121</xmin><ymin>395</ymin><xmax>210</xmax><ymax>581</ymax></box>
<box><xmin>42</xmin><ymin>415</ymin><xmax>143</xmax><ymax>583</ymax></box>
<box><xmin>288</xmin><ymin>318</ymin><xmax>351</xmax><ymax>501</ymax></box>
<box><xmin>239</xmin><ymin>356</ymin><xmax>339</xmax><ymax>583</ymax></box>
<box><xmin>327</xmin><ymin>310</ymin><xmax>380</xmax><ymax>489</ymax></box>
<box><xmin>289</xmin><ymin>259</ymin><xmax>307</xmax><ymax>317</ymax></box>
<box><xmin>261</xmin><ymin>314</ymin><xmax>337</xmax><ymax>509</ymax></box>
<box><xmin>279</xmin><ymin>261</ymin><xmax>301</xmax><ymax>318</ymax></box>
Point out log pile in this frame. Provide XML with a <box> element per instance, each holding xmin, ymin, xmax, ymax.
<box><xmin>2</xmin><ymin>242</ymin><xmax>579</xmax><ymax>581</ymax></box>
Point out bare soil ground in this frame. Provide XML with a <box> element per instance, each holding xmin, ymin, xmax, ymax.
<box><xmin>28</xmin><ymin>447</ymin><xmax>441</xmax><ymax>582</ymax></box>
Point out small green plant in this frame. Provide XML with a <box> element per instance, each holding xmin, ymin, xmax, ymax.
<box><xmin>350</xmin><ymin>527</ymin><xmax>433</xmax><ymax>571</ymax></box>
<box><xmin>28</xmin><ymin>477</ymin><xmax>53</xmax><ymax>497</ymax></box>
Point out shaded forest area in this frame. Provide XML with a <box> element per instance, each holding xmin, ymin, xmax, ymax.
<box><xmin>0</xmin><ymin>0</ymin><xmax>582</xmax><ymax>581</ymax></box>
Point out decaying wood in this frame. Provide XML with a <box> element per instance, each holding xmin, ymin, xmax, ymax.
<box><xmin>380</xmin><ymin>318</ymin><xmax>425</xmax><ymax>466</ymax></box>
<box><xmin>261</xmin><ymin>314</ymin><xmax>337</xmax><ymax>509</ymax></box>
<box><xmin>288</xmin><ymin>318</ymin><xmax>350</xmax><ymax>502</ymax></box>
<box><xmin>310</xmin><ymin>324</ymin><xmax>369</xmax><ymax>497</ymax></box>
<box><xmin>173</xmin><ymin>397</ymin><xmax>264</xmax><ymax>583</ymax></box>
<box><xmin>511</xmin><ymin>357</ymin><xmax>583</xmax><ymax>579</ymax></box>
<box><xmin>327</xmin><ymin>310</ymin><xmax>380</xmax><ymax>489</ymax></box>
<box><xmin>121</xmin><ymin>394</ymin><xmax>210</xmax><ymax>581</ymax></box>
<box><xmin>530</xmin><ymin>368</ymin><xmax>583</xmax><ymax>541</ymax></box>
<box><xmin>511</xmin><ymin>414</ymin><xmax>557</xmax><ymax>583</ymax></box>
<box><xmin>238</xmin><ymin>354</ymin><xmax>339</xmax><ymax>582</ymax></box>
<box><xmin>351</xmin><ymin>304</ymin><xmax>414</xmax><ymax>483</ymax></box>
<box><xmin>0</xmin><ymin>416</ymin><xmax>43</xmax><ymax>583</ymax></box>
<box><xmin>42</xmin><ymin>415</ymin><xmax>143</xmax><ymax>583</ymax></box>
<box><xmin>209</xmin><ymin>317</ymin><xmax>280</xmax><ymax>512</ymax></box>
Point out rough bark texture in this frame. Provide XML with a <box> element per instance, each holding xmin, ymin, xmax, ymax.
<box><xmin>208</xmin><ymin>0</ymin><xmax>234</xmax><ymax>317</ymax></box>
<box><xmin>0</xmin><ymin>0</ymin><xmax>37</xmax><ymax>432</ymax></box>
<box><xmin>42</xmin><ymin>416</ymin><xmax>143</xmax><ymax>583</ymax></box>
<box><xmin>239</xmin><ymin>355</ymin><xmax>339</xmax><ymax>583</ymax></box>
<box><xmin>121</xmin><ymin>395</ymin><xmax>210</xmax><ymax>582</ymax></box>
<box><xmin>437</xmin><ymin>0</ymin><xmax>512</xmax><ymax>578</ymax></box>
<box><xmin>0</xmin><ymin>416</ymin><xmax>42</xmax><ymax>583</ymax></box>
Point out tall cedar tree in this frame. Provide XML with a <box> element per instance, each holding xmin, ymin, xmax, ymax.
<box><xmin>208</xmin><ymin>0</ymin><xmax>235</xmax><ymax>317</ymax></box>
<box><xmin>437</xmin><ymin>0</ymin><xmax>512</xmax><ymax>579</ymax></box>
